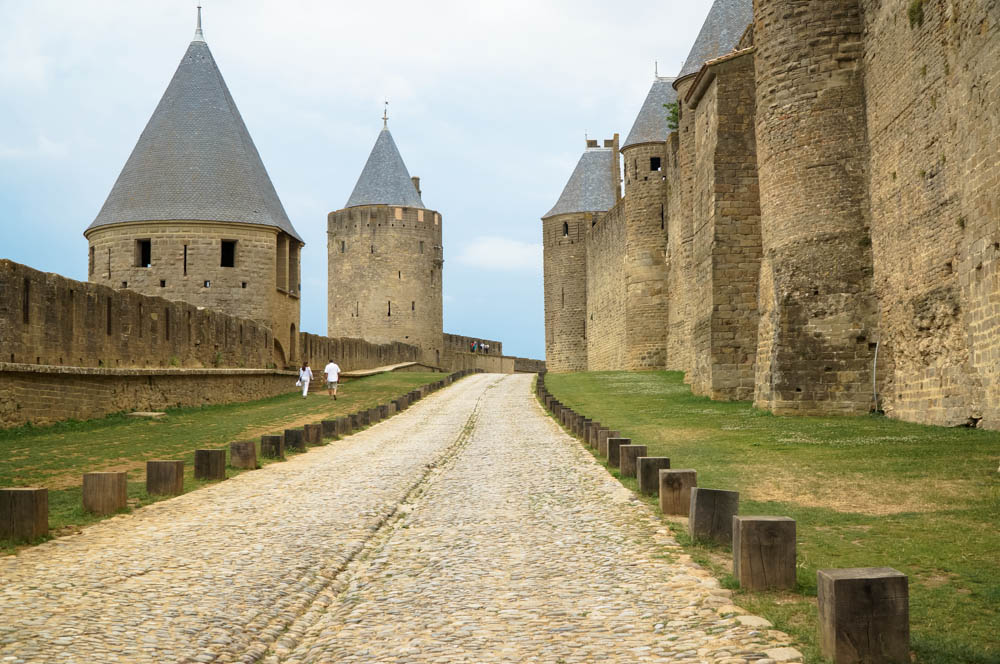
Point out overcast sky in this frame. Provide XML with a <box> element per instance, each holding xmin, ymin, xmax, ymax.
<box><xmin>0</xmin><ymin>0</ymin><xmax>710</xmax><ymax>360</ymax></box>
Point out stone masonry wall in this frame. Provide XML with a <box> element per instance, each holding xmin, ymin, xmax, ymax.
<box><xmin>753</xmin><ymin>0</ymin><xmax>879</xmax><ymax>415</ymax></box>
<box><xmin>585</xmin><ymin>201</ymin><xmax>627</xmax><ymax>370</ymax></box>
<box><xmin>622</xmin><ymin>142</ymin><xmax>670</xmax><ymax>369</ymax></box>
<box><xmin>543</xmin><ymin>211</ymin><xmax>592</xmax><ymax>372</ymax></box>
<box><xmin>687</xmin><ymin>51</ymin><xmax>762</xmax><ymax>401</ymax></box>
<box><xmin>861</xmin><ymin>0</ymin><xmax>999</xmax><ymax>427</ymax></box>
<box><xmin>443</xmin><ymin>333</ymin><xmax>503</xmax><ymax>356</ymax></box>
<box><xmin>327</xmin><ymin>204</ymin><xmax>443</xmax><ymax>361</ymax></box>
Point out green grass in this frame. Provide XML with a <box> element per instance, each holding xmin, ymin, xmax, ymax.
<box><xmin>1</xmin><ymin>371</ymin><xmax>444</xmax><ymax>554</ymax></box>
<box><xmin>544</xmin><ymin>371</ymin><xmax>1000</xmax><ymax>664</ymax></box>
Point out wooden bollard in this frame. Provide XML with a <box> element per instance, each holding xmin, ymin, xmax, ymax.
<box><xmin>619</xmin><ymin>445</ymin><xmax>647</xmax><ymax>478</ymax></box>
<box><xmin>82</xmin><ymin>471</ymin><xmax>128</xmax><ymax>514</ymax></box>
<box><xmin>146</xmin><ymin>461</ymin><xmax>184</xmax><ymax>496</ymax></box>
<box><xmin>193</xmin><ymin>450</ymin><xmax>226</xmax><ymax>481</ymax></box>
<box><xmin>607</xmin><ymin>437</ymin><xmax>631</xmax><ymax>468</ymax></box>
<box><xmin>337</xmin><ymin>416</ymin><xmax>351</xmax><ymax>436</ymax></box>
<box><xmin>321</xmin><ymin>420</ymin><xmax>337</xmax><ymax>439</ymax></box>
<box><xmin>1</xmin><ymin>488</ymin><xmax>48</xmax><ymax>540</ymax></box>
<box><xmin>304</xmin><ymin>423</ymin><xmax>323</xmax><ymax>445</ymax></box>
<box><xmin>361</xmin><ymin>410</ymin><xmax>371</xmax><ymax>426</ymax></box>
<box><xmin>637</xmin><ymin>457</ymin><xmax>670</xmax><ymax>494</ymax></box>
<box><xmin>261</xmin><ymin>434</ymin><xmax>285</xmax><ymax>459</ymax></box>
<box><xmin>733</xmin><ymin>516</ymin><xmax>796</xmax><ymax>590</ymax></box>
<box><xmin>284</xmin><ymin>429</ymin><xmax>305</xmax><ymax>452</ymax></box>
<box><xmin>230</xmin><ymin>441</ymin><xmax>258</xmax><ymax>469</ymax></box>
<box><xmin>818</xmin><ymin>568</ymin><xmax>909</xmax><ymax>663</ymax></box>
<box><xmin>689</xmin><ymin>487</ymin><xmax>739</xmax><ymax>545</ymax></box>
<box><xmin>350</xmin><ymin>413</ymin><xmax>362</xmax><ymax>429</ymax></box>
<box><xmin>598</xmin><ymin>430</ymin><xmax>620</xmax><ymax>457</ymax></box>
<box><xmin>388</xmin><ymin>402</ymin><xmax>397</xmax><ymax>416</ymax></box>
<box><xmin>368</xmin><ymin>407</ymin><xmax>381</xmax><ymax>424</ymax></box>
<box><xmin>659</xmin><ymin>469</ymin><xmax>696</xmax><ymax>515</ymax></box>
<box><xmin>379</xmin><ymin>404</ymin><xmax>389</xmax><ymax>419</ymax></box>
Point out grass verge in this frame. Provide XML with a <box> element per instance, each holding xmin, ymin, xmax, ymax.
<box><xmin>544</xmin><ymin>370</ymin><xmax>1000</xmax><ymax>664</ymax></box>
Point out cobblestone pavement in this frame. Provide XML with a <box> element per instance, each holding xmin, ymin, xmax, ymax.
<box><xmin>1</xmin><ymin>374</ymin><xmax>800</xmax><ymax>664</ymax></box>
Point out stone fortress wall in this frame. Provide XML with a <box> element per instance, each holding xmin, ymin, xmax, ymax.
<box><xmin>543</xmin><ymin>209</ymin><xmax>593</xmax><ymax>372</ymax></box>
<box><xmin>545</xmin><ymin>0</ymin><xmax>999</xmax><ymax>429</ymax></box>
<box><xmin>443</xmin><ymin>333</ymin><xmax>503</xmax><ymax>355</ymax></box>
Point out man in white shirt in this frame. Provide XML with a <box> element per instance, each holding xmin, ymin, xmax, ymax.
<box><xmin>324</xmin><ymin>359</ymin><xmax>341</xmax><ymax>399</ymax></box>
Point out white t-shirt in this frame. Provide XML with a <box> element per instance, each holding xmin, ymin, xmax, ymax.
<box><xmin>324</xmin><ymin>362</ymin><xmax>341</xmax><ymax>382</ymax></box>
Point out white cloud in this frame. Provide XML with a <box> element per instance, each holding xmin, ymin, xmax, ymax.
<box><xmin>455</xmin><ymin>236</ymin><xmax>542</xmax><ymax>273</ymax></box>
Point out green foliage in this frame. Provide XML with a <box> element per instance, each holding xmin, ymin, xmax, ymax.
<box><xmin>546</xmin><ymin>370</ymin><xmax>1000</xmax><ymax>664</ymax></box>
<box><xmin>168</xmin><ymin>355</ymin><xmax>180</xmax><ymax>367</ymax></box>
<box><xmin>909</xmin><ymin>0</ymin><xmax>925</xmax><ymax>27</ymax></box>
<box><xmin>212</xmin><ymin>351</ymin><xmax>223</xmax><ymax>368</ymax></box>
<box><xmin>664</xmin><ymin>101</ymin><xmax>679</xmax><ymax>131</ymax></box>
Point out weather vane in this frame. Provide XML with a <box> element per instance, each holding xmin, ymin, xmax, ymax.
<box><xmin>383</xmin><ymin>99</ymin><xmax>389</xmax><ymax>128</ymax></box>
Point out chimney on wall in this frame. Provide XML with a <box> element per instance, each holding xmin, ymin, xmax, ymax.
<box><xmin>586</xmin><ymin>139</ymin><xmax>599</xmax><ymax>148</ymax></box>
<box><xmin>411</xmin><ymin>176</ymin><xmax>421</xmax><ymax>196</ymax></box>
<box><xmin>610</xmin><ymin>133</ymin><xmax>621</xmax><ymax>201</ymax></box>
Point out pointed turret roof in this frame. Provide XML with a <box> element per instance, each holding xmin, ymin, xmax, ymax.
<box><xmin>676</xmin><ymin>0</ymin><xmax>753</xmax><ymax>83</ymax></box>
<box><xmin>345</xmin><ymin>127</ymin><xmax>425</xmax><ymax>209</ymax></box>
<box><xmin>88</xmin><ymin>13</ymin><xmax>301</xmax><ymax>241</ymax></box>
<box><xmin>543</xmin><ymin>147</ymin><xmax>616</xmax><ymax>219</ymax></box>
<box><xmin>623</xmin><ymin>77</ymin><xmax>679</xmax><ymax>149</ymax></box>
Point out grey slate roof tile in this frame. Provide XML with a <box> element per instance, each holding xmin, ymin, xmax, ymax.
<box><xmin>88</xmin><ymin>36</ymin><xmax>301</xmax><ymax>242</ymax></box>
<box><xmin>676</xmin><ymin>0</ymin><xmax>753</xmax><ymax>81</ymax></box>
<box><xmin>543</xmin><ymin>148</ymin><xmax>616</xmax><ymax>219</ymax></box>
<box><xmin>345</xmin><ymin>128</ymin><xmax>425</xmax><ymax>209</ymax></box>
<box><xmin>623</xmin><ymin>77</ymin><xmax>679</xmax><ymax>148</ymax></box>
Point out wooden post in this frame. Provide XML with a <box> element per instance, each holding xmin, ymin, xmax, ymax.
<box><xmin>598</xmin><ymin>430</ymin><xmax>620</xmax><ymax>457</ymax></box>
<box><xmin>284</xmin><ymin>429</ymin><xmax>305</xmax><ymax>452</ymax></box>
<box><xmin>303</xmin><ymin>424</ymin><xmax>322</xmax><ymax>445</ymax></box>
<box><xmin>321</xmin><ymin>420</ymin><xmax>337</xmax><ymax>439</ymax></box>
<box><xmin>689</xmin><ymin>487</ymin><xmax>740</xmax><ymax>545</ymax></box>
<box><xmin>229</xmin><ymin>441</ymin><xmax>258</xmax><ymax>469</ymax></box>
<box><xmin>261</xmin><ymin>435</ymin><xmax>285</xmax><ymax>459</ymax></box>
<box><xmin>349</xmin><ymin>413</ymin><xmax>362</xmax><ymax>429</ymax></box>
<box><xmin>388</xmin><ymin>402</ymin><xmax>397</xmax><ymax>416</ymax></box>
<box><xmin>637</xmin><ymin>457</ymin><xmax>670</xmax><ymax>494</ymax></box>
<box><xmin>379</xmin><ymin>404</ymin><xmax>389</xmax><ymax>419</ymax></box>
<box><xmin>1</xmin><ymin>488</ymin><xmax>48</xmax><ymax>540</ymax></box>
<box><xmin>606</xmin><ymin>437</ymin><xmax>631</xmax><ymax>468</ymax></box>
<box><xmin>733</xmin><ymin>516</ymin><xmax>796</xmax><ymax>590</ymax></box>
<box><xmin>82</xmin><ymin>472</ymin><xmax>128</xmax><ymax>514</ymax></box>
<box><xmin>659</xmin><ymin>469</ymin><xmax>696</xmax><ymax>515</ymax></box>
<box><xmin>337</xmin><ymin>417</ymin><xmax>351</xmax><ymax>436</ymax></box>
<box><xmin>146</xmin><ymin>461</ymin><xmax>184</xmax><ymax>496</ymax></box>
<box><xmin>367</xmin><ymin>407</ymin><xmax>381</xmax><ymax>424</ymax></box>
<box><xmin>193</xmin><ymin>450</ymin><xmax>226</xmax><ymax>481</ymax></box>
<box><xmin>818</xmin><ymin>568</ymin><xmax>909</xmax><ymax>663</ymax></box>
<box><xmin>618</xmin><ymin>445</ymin><xmax>647</xmax><ymax>478</ymax></box>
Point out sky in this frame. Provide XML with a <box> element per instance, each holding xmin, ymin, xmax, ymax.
<box><xmin>0</xmin><ymin>0</ymin><xmax>710</xmax><ymax>360</ymax></box>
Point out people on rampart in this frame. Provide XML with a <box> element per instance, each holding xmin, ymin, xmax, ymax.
<box><xmin>324</xmin><ymin>358</ymin><xmax>341</xmax><ymax>400</ymax></box>
<box><xmin>298</xmin><ymin>361</ymin><xmax>313</xmax><ymax>398</ymax></box>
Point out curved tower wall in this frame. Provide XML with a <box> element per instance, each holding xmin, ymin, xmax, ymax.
<box><xmin>752</xmin><ymin>0</ymin><xmax>878</xmax><ymax>414</ymax></box>
<box><xmin>327</xmin><ymin>204</ymin><xmax>443</xmax><ymax>362</ymax></box>
<box><xmin>543</xmin><ymin>211</ymin><xmax>590</xmax><ymax>372</ymax></box>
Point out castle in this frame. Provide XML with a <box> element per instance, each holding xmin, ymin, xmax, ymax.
<box><xmin>542</xmin><ymin>0</ymin><xmax>999</xmax><ymax>430</ymax></box>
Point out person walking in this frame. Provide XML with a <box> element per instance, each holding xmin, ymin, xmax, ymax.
<box><xmin>298</xmin><ymin>361</ymin><xmax>313</xmax><ymax>398</ymax></box>
<box><xmin>324</xmin><ymin>358</ymin><xmax>341</xmax><ymax>399</ymax></box>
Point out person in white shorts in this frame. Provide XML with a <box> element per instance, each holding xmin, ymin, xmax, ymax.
<box><xmin>324</xmin><ymin>359</ymin><xmax>341</xmax><ymax>399</ymax></box>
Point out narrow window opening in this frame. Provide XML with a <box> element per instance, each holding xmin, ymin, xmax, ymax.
<box><xmin>107</xmin><ymin>248</ymin><xmax>112</xmax><ymax>279</ymax></box>
<box><xmin>356</xmin><ymin>301</ymin><xmax>359</xmax><ymax>317</ymax></box>
<box><xmin>398</xmin><ymin>271</ymin><xmax>401</xmax><ymax>279</ymax></box>
<box><xmin>650</xmin><ymin>156</ymin><xmax>661</xmax><ymax>171</ymax></box>
<box><xmin>371</xmin><ymin>244</ymin><xmax>374</xmax><ymax>254</ymax></box>
<box><xmin>411</xmin><ymin>301</ymin><xmax>415</xmax><ymax>311</ymax></box>
<box><xmin>562</xmin><ymin>222</ymin><xmax>569</xmax><ymax>237</ymax></box>
<box><xmin>660</xmin><ymin>204</ymin><xmax>665</xmax><ymax>230</ymax></box>
<box><xmin>221</xmin><ymin>240</ymin><xmax>236</xmax><ymax>268</ymax></box>
<box><xmin>135</xmin><ymin>239</ymin><xmax>151</xmax><ymax>268</ymax></box>
<box><xmin>561</xmin><ymin>286</ymin><xmax>565</xmax><ymax>308</ymax></box>
<box><xmin>388</xmin><ymin>301</ymin><xmax>391</xmax><ymax>317</ymax></box>
<box><xmin>89</xmin><ymin>247</ymin><xmax>95</xmax><ymax>277</ymax></box>
<box><xmin>21</xmin><ymin>278</ymin><xmax>30</xmax><ymax>324</ymax></box>
<box><xmin>204</xmin><ymin>280</ymin><xmax>211</xmax><ymax>288</ymax></box>
<box><xmin>183</xmin><ymin>245</ymin><xmax>188</xmax><ymax>276</ymax></box>
<box><xmin>241</xmin><ymin>282</ymin><xmax>247</xmax><ymax>289</ymax></box>
<box><xmin>121</xmin><ymin>281</ymin><xmax>128</xmax><ymax>288</ymax></box>
<box><xmin>289</xmin><ymin>245</ymin><xmax>299</xmax><ymax>292</ymax></box>
<box><xmin>340</xmin><ymin>240</ymin><xmax>345</xmax><ymax>253</ymax></box>
<box><xmin>419</xmin><ymin>241</ymin><xmax>424</xmax><ymax>254</ymax></box>
<box><xmin>164</xmin><ymin>308</ymin><xmax>170</xmax><ymax>341</ymax></box>
<box><xmin>160</xmin><ymin>280</ymin><xmax>166</xmax><ymax>288</ymax></box>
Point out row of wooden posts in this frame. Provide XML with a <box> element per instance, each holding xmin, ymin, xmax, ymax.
<box><xmin>0</xmin><ymin>369</ymin><xmax>484</xmax><ymax>544</ymax></box>
<box><xmin>535</xmin><ymin>373</ymin><xmax>911</xmax><ymax>664</ymax></box>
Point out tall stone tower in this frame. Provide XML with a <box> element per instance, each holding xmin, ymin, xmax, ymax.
<box><xmin>327</xmin><ymin>120</ymin><xmax>443</xmax><ymax>364</ymax></box>
<box><xmin>542</xmin><ymin>139</ymin><xmax>618</xmax><ymax>372</ymax></box>
<box><xmin>621</xmin><ymin>76</ymin><xmax>677</xmax><ymax>370</ymax></box>
<box><xmin>84</xmin><ymin>9</ymin><xmax>303</xmax><ymax>367</ymax></box>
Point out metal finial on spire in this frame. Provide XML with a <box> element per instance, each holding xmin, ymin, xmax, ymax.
<box><xmin>193</xmin><ymin>4</ymin><xmax>205</xmax><ymax>42</ymax></box>
<box><xmin>655</xmin><ymin>60</ymin><xmax>659</xmax><ymax>77</ymax></box>
<box><xmin>382</xmin><ymin>99</ymin><xmax>389</xmax><ymax>129</ymax></box>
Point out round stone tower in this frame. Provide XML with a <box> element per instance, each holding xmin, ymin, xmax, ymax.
<box><xmin>327</xmin><ymin>121</ymin><xmax>443</xmax><ymax>364</ymax></box>
<box><xmin>84</xmin><ymin>10</ymin><xmax>304</xmax><ymax>367</ymax></box>
<box><xmin>542</xmin><ymin>140</ymin><xmax>618</xmax><ymax>373</ymax></box>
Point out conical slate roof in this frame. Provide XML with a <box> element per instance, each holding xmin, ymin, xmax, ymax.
<box><xmin>88</xmin><ymin>26</ymin><xmax>301</xmax><ymax>241</ymax></box>
<box><xmin>623</xmin><ymin>77</ymin><xmax>679</xmax><ymax>148</ymax></box>
<box><xmin>543</xmin><ymin>148</ymin><xmax>616</xmax><ymax>219</ymax></box>
<box><xmin>676</xmin><ymin>0</ymin><xmax>753</xmax><ymax>82</ymax></box>
<box><xmin>345</xmin><ymin>128</ymin><xmax>425</xmax><ymax>209</ymax></box>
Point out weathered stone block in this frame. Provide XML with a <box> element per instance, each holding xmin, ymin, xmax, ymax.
<box><xmin>0</xmin><ymin>487</ymin><xmax>48</xmax><ymax>540</ymax></box>
<box><xmin>193</xmin><ymin>450</ymin><xmax>226</xmax><ymax>481</ymax></box>
<box><xmin>689</xmin><ymin>487</ymin><xmax>739</xmax><ymax>545</ymax></box>
<box><xmin>818</xmin><ymin>568</ymin><xmax>909</xmax><ymax>664</ymax></box>
<box><xmin>733</xmin><ymin>516</ymin><xmax>796</xmax><ymax>590</ymax></box>
<box><xmin>637</xmin><ymin>457</ymin><xmax>670</xmax><ymax>494</ymax></box>
<box><xmin>659</xmin><ymin>469</ymin><xmax>696</xmax><ymax>515</ymax></box>
<box><xmin>606</xmin><ymin>437</ymin><xmax>631</xmax><ymax>468</ymax></box>
<box><xmin>261</xmin><ymin>434</ymin><xmax>285</xmax><ymax>459</ymax></box>
<box><xmin>229</xmin><ymin>440</ymin><xmax>258</xmax><ymax>469</ymax></box>
<box><xmin>146</xmin><ymin>460</ymin><xmax>184</xmax><ymax>496</ymax></box>
<box><xmin>618</xmin><ymin>444</ymin><xmax>647</xmax><ymax>478</ymax></box>
<box><xmin>82</xmin><ymin>472</ymin><xmax>128</xmax><ymax>514</ymax></box>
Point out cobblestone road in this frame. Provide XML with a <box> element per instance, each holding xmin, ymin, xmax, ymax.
<box><xmin>1</xmin><ymin>374</ymin><xmax>799</xmax><ymax>663</ymax></box>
